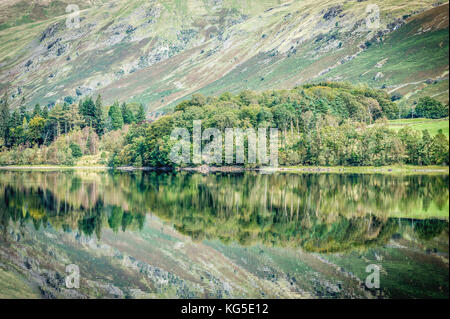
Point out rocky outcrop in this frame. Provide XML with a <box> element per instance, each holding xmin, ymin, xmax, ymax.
<box><xmin>322</xmin><ymin>6</ymin><xmax>343</xmax><ymax>21</ymax></box>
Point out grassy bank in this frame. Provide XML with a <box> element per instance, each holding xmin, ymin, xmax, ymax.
<box><xmin>0</xmin><ymin>165</ymin><xmax>108</xmax><ymax>171</ymax></box>
<box><xmin>275</xmin><ymin>165</ymin><xmax>449</xmax><ymax>174</ymax></box>
<box><xmin>386</xmin><ymin>118</ymin><xmax>449</xmax><ymax>137</ymax></box>
<box><xmin>1</xmin><ymin>164</ymin><xmax>448</xmax><ymax>174</ymax></box>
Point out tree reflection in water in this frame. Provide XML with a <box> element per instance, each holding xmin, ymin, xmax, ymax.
<box><xmin>0</xmin><ymin>171</ymin><xmax>448</xmax><ymax>253</ymax></box>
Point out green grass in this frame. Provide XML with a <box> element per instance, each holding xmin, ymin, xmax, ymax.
<box><xmin>320</xmin><ymin>21</ymin><xmax>449</xmax><ymax>88</ymax></box>
<box><xmin>387</xmin><ymin>118</ymin><xmax>449</xmax><ymax>136</ymax></box>
<box><xmin>0</xmin><ymin>267</ymin><xmax>40</xmax><ymax>298</ymax></box>
<box><xmin>396</xmin><ymin>79</ymin><xmax>449</xmax><ymax>112</ymax></box>
<box><xmin>279</xmin><ymin>165</ymin><xmax>449</xmax><ymax>174</ymax></box>
<box><xmin>0</xmin><ymin>165</ymin><xmax>108</xmax><ymax>171</ymax></box>
<box><xmin>326</xmin><ymin>246</ymin><xmax>449</xmax><ymax>299</ymax></box>
<box><xmin>0</xmin><ymin>1</ymin><xmax>91</xmax><ymax>30</ymax></box>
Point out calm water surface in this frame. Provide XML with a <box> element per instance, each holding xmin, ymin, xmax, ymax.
<box><xmin>0</xmin><ymin>171</ymin><xmax>448</xmax><ymax>298</ymax></box>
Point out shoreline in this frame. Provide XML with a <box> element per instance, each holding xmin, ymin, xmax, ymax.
<box><xmin>0</xmin><ymin>165</ymin><xmax>448</xmax><ymax>174</ymax></box>
<box><xmin>178</xmin><ymin>165</ymin><xmax>449</xmax><ymax>174</ymax></box>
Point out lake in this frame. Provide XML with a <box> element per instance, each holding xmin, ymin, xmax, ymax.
<box><xmin>0</xmin><ymin>170</ymin><xmax>448</xmax><ymax>298</ymax></box>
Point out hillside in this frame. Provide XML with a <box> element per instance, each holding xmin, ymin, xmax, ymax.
<box><xmin>0</xmin><ymin>0</ymin><xmax>448</xmax><ymax>117</ymax></box>
<box><xmin>387</xmin><ymin>118</ymin><xmax>449</xmax><ymax>137</ymax></box>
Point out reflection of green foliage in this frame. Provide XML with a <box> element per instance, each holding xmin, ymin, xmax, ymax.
<box><xmin>78</xmin><ymin>216</ymin><xmax>97</xmax><ymax>237</ymax></box>
<box><xmin>0</xmin><ymin>171</ymin><xmax>448</xmax><ymax>252</ymax></box>
<box><xmin>414</xmin><ymin>219</ymin><xmax>448</xmax><ymax>240</ymax></box>
<box><xmin>121</xmin><ymin>212</ymin><xmax>133</xmax><ymax>232</ymax></box>
<box><xmin>70</xmin><ymin>177</ymin><xmax>82</xmax><ymax>192</ymax></box>
<box><xmin>108</xmin><ymin>206</ymin><xmax>124</xmax><ymax>233</ymax></box>
<box><xmin>0</xmin><ymin>176</ymin><xmax>145</xmax><ymax>239</ymax></box>
<box><xmin>301</xmin><ymin>218</ymin><xmax>399</xmax><ymax>253</ymax></box>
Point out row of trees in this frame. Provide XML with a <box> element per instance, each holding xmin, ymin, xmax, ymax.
<box><xmin>0</xmin><ymin>92</ymin><xmax>146</xmax><ymax>164</ymax></box>
<box><xmin>1</xmin><ymin>82</ymin><xmax>448</xmax><ymax>167</ymax></box>
<box><xmin>110</xmin><ymin>83</ymin><xmax>449</xmax><ymax>167</ymax></box>
<box><xmin>77</xmin><ymin>96</ymin><xmax>146</xmax><ymax>136</ymax></box>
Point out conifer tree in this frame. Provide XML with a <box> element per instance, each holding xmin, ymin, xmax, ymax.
<box><xmin>32</xmin><ymin>103</ymin><xmax>41</xmax><ymax>117</ymax></box>
<box><xmin>109</xmin><ymin>101</ymin><xmax>124</xmax><ymax>130</ymax></box>
<box><xmin>42</xmin><ymin>105</ymin><xmax>49</xmax><ymax>119</ymax></box>
<box><xmin>94</xmin><ymin>95</ymin><xmax>105</xmax><ymax>136</ymax></box>
<box><xmin>0</xmin><ymin>92</ymin><xmax>11</xmax><ymax>147</ymax></box>
<box><xmin>135</xmin><ymin>103</ymin><xmax>146</xmax><ymax>123</ymax></box>
<box><xmin>121</xmin><ymin>102</ymin><xmax>134</xmax><ymax>124</ymax></box>
<box><xmin>19</xmin><ymin>98</ymin><xmax>28</xmax><ymax>122</ymax></box>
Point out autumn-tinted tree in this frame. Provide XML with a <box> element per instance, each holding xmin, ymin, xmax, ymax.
<box><xmin>27</xmin><ymin>116</ymin><xmax>45</xmax><ymax>145</ymax></box>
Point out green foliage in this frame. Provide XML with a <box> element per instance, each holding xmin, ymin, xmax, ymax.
<box><xmin>69</xmin><ymin>142</ymin><xmax>83</xmax><ymax>158</ymax></box>
<box><xmin>121</xmin><ymin>102</ymin><xmax>134</xmax><ymax>124</ymax></box>
<box><xmin>415</xmin><ymin>96</ymin><xmax>449</xmax><ymax>119</ymax></box>
<box><xmin>107</xmin><ymin>150</ymin><xmax>120</xmax><ymax>168</ymax></box>
<box><xmin>135</xmin><ymin>103</ymin><xmax>146</xmax><ymax>123</ymax></box>
<box><xmin>42</xmin><ymin>106</ymin><xmax>49</xmax><ymax>119</ymax></box>
<box><xmin>0</xmin><ymin>92</ymin><xmax>10</xmax><ymax>147</ymax></box>
<box><xmin>32</xmin><ymin>103</ymin><xmax>41</xmax><ymax>117</ymax></box>
<box><xmin>79</xmin><ymin>95</ymin><xmax>105</xmax><ymax>136</ymax></box>
<box><xmin>429</xmin><ymin>130</ymin><xmax>449</xmax><ymax>165</ymax></box>
<box><xmin>94</xmin><ymin>95</ymin><xmax>105</xmax><ymax>136</ymax></box>
<box><xmin>108</xmin><ymin>101</ymin><xmax>124</xmax><ymax>130</ymax></box>
<box><xmin>112</xmin><ymin>84</ymin><xmax>448</xmax><ymax>167</ymax></box>
<box><xmin>64</xmin><ymin>96</ymin><xmax>75</xmax><ymax>105</ymax></box>
<box><xmin>79</xmin><ymin>97</ymin><xmax>96</xmax><ymax>126</ymax></box>
<box><xmin>414</xmin><ymin>219</ymin><xmax>449</xmax><ymax>240</ymax></box>
<box><xmin>133</xmin><ymin>154</ymin><xmax>143</xmax><ymax>167</ymax></box>
<box><xmin>1</xmin><ymin>83</ymin><xmax>448</xmax><ymax>168</ymax></box>
<box><xmin>27</xmin><ymin>116</ymin><xmax>45</xmax><ymax>145</ymax></box>
<box><xmin>19</xmin><ymin>101</ymin><xmax>28</xmax><ymax>123</ymax></box>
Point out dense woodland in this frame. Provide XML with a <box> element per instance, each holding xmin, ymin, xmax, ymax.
<box><xmin>0</xmin><ymin>94</ymin><xmax>145</xmax><ymax>165</ymax></box>
<box><xmin>0</xmin><ymin>82</ymin><xmax>448</xmax><ymax>167</ymax></box>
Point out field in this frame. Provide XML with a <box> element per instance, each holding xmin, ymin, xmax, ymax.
<box><xmin>387</xmin><ymin>118</ymin><xmax>449</xmax><ymax>136</ymax></box>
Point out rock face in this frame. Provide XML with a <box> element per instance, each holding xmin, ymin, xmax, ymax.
<box><xmin>374</xmin><ymin>72</ymin><xmax>384</xmax><ymax>80</ymax></box>
<box><xmin>323</xmin><ymin>6</ymin><xmax>343</xmax><ymax>20</ymax></box>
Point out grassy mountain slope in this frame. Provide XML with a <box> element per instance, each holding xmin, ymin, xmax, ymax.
<box><xmin>0</xmin><ymin>0</ymin><xmax>97</xmax><ymax>30</ymax></box>
<box><xmin>320</xmin><ymin>3</ymin><xmax>449</xmax><ymax>110</ymax></box>
<box><xmin>0</xmin><ymin>0</ymin><xmax>448</xmax><ymax>117</ymax></box>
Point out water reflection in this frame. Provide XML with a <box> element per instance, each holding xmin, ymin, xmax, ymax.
<box><xmin>1</xmin><ymin>171</ymin><xmax>448</xmax><ymax>253</ymax></box>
